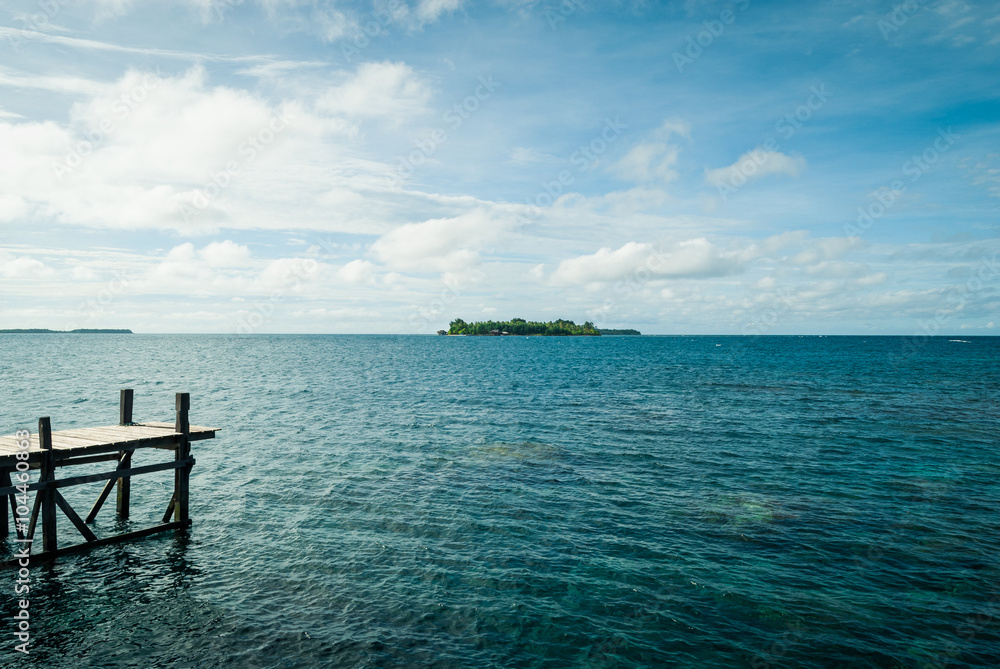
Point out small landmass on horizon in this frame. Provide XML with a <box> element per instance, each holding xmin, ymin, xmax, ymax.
<box><xmin>442</xmin><ymin>318</ymin><xmax>640</xmax><ymax>336</ymax></box>
<box><xmin>0</xmin><ymin>328</ymin><xmax>134</xmax><ymax>334</ymax></box>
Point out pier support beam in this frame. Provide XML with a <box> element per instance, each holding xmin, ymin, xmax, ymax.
<box><xmin>0</xmin><ymin>468</ymin><xmax>8</xmax><ymax>540</ymax></box>
<box><xmin>174</xmin><ymin>393</ymin><xmax>191</xmax><ymax>523</ymax></box>
<box><xmin>39</xmin><ymin>417</ymin><xmax>56</xmax><ymax>553</ymax></box>
<box><xmin>117</xmin><ymin>389</ymin><xmax>134</xmax><ymax>519</ymax></box>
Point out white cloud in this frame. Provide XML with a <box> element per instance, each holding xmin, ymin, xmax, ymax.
<box><xmin>91</xmin><ymin>0</ymin><xmax>134</xmax><ymax>20</ymax></box>
<box><xmin>0</xmin><ymin>194</ymin><xmax>29</xmax><ymax>221</ymax></box>
<box><xmin>199</xmin><ymin>240</ymin><xmax>251</xmax><ymax>266</ymax></box>
<box><xmin>552</xmin><ymin>238</ymin><xmax>742</xmax><ymax>285</ymax></box>
<box><xmin>0</xmin><ymin>65</ymin><xmax>104</xmax><ymax>96</ymax></box>
<box><xmin>790</xmin><ymin>237</ymin><xmax>855</xmax><ymax>265</ymax></box>
<box><xmin>0</xmin><ymin>66</ymin><xmax>306</xmax><ymax>233</ymax></box>
<box><xmin>550</xmin><ymin>231</ymin><xmax>809</xmax><ymax>286</ymax></box>
<box><xmin>72</xmin><ymin>265</ymin><xmax>100</xmax><ymax>281</ymax></box>
<box><xmin>851</xmin><ymin>272</ymin><xmax>888</xmax><ymax>287</ymax></box>
<box><xmin>258</xmin><ymin>257</ymin><xmax>320</xmax><ymax>292</ymax></box>
<box><xmin>318</xmin><ymin>61</ymin><xmax>432</xmax><ymax>122</ymax></box>
<box><xmin>141</xmin><ymin>242</ymin><xmax>318</xmax><ymax>296</ymax></box>
<box><xmin>611</xmin><ymin>119</ymin><xmax>689</xmax><ymax>183</ymax></box>
<box><xmin>416</xmin><ymin>0</ymin><xmax>464</xmax><ymax>23</ymax></box>
<box><xmin>705</xmin><ymin>148</ymin><xmax>805</xmax><ymax>188</ymax></box>
<box><xmin>339</xmin><ymin>259</ymin><xmax>376</xmax><ymax>283</ymax></box>
<box><xmin>509</xmin><ymin>147</ymin><xmax>559</xmax><ymax>164</ymax></box>
<box><xmin>0</xmin><ymin>256</ymin><xmax>53</xmax><ymax>278</ymax></box>
<box><xmin>804</xmin><ymin>261</ymin><xmax>870</xmax><ymax>278</ymax></box>
<box><xmin>613</xmin><ymin>143</ymin><xmax>681</xmax><ymax>182</ymax></box>
<box><xmin>314</xmin><ymin>8</ymin><xmax>358</xmax><ymax>42</ymax></box>
<box><xmin>371</xmin><ymin>208</ymin><xmax>510</xmax><ymax>272</ymax></box>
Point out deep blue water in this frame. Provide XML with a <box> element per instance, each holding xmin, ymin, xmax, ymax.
<box><xmin>0</xmin><ymin>334</ymin><xmax>998</xmax><ymax>668</ymax></box>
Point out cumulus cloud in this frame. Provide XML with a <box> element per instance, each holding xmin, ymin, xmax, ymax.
<box><xmin>313</xmin><ymin>8</ymin><xmax>358</xmax><ymax>43</ymax></box>
<box><xmin>258</xmin><ymin>257</ymin><xmax>320</xmax><ymax>292</ymax></box>
<box><xmin>705</xmin><ymin>148</ymin><xmax>806</xmax><ymax>188</ymax></box>
<box><xmin>551</xmin><ymin>231</ymin><xmax>809</xmax><ymax>286</ymax></box>
<box><xmin>552</xmin><ymin>238</ymin><xmax>741</xmax><ymax>285</ymax></box>
<box><xmin>0</xmin><ymin>66</ymin><xmax>306</xmax><ymax>233</ymax></box>
<box><xmin>611</xmin><ymin>119</ymin><xmax>690</xmax><ymax>183</ymax></box>
<box><xmin>338</xmin><ymin>259</ymin><xmax>376</xmax><ymax>283</ymax></box>
<box><xmin>199</xmin><ymin>240</ymin><xmax>251</xmax><ymax>266</ymax></box>
<box><xmin>90</xmin><ymin>0</ymin><xmax>134</xmax><ymax>20</ymax></box>
<box><xmin>0</xmin><ymin>194</ymin><xmax>29</xmax><ymax>222</ymax></box>
<box><xmin>318</xmin><ymin>61</ymin><xmax>432</xmax><ymax>121</ymax></box>
<box><xmin>142</xmin><ymin>242</ymin><xmax>318</xmax><ymax>296</ymax></box>
<box><xmin>416</xmin><ymin>0</ymin><xmax>464</xmax><ymax>23</ymax></box>
<box><xmin>0</xmin><ymin>255</ymin><xmax>54</xmax><ymax>278</ymax></box>
<box><xmin>789</xmin><ymin>237</ymin><xmax>855</xmax><ymax>265</ymax></box>
<box><xmin>371</xmin><ymin>208</ymin><xmax>510</xmax><ymax>272</ymax></box>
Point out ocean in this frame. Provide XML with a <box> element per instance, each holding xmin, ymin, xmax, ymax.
<box><xmin>0</xmin><ymin>334</ymin><xmax>997</xmax><ymax>667</ymax></box>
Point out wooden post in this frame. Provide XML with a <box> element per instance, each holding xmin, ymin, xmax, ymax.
<box><xmin>39</xmin><ymin>417</ymin><xmax>56</xmax><ymax>553</ymax></box>
<box><xmin>173</xmin><ymin>393</ymin><xmax>191</xmax><ymax>524</ymax></box>
<box><xmin>119</xmin><ymin>389</ymin><xmax>134</xmax><ymax>426</ymax></box>
<box><xmin>0</xmin><ymin>468</ymin><xmax>7</xmax><ymax>540</ymax></box>
<box><xmin>117</xmin><ymin>389</ymin><xmax>134</xmax><ymax>519</ymax></box>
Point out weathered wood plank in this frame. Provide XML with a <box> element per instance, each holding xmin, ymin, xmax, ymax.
<box><xmin>54</xmin><ymin>490</ymin><xmax>98</xmax><ymax>542</ymax></box>
<box><xmin>85</xmin><ymin>450</ymin><xmax>132</xmax><ymax>523</ymax></box>
<box><xmin>0</xmin><ymin>435</ymin><xmax>39</xmax><ymax>451</ymax></box>
<box><xmin>0</xmin><ymin>469</ymin><xmax>25</xmax><ymax>541</ymax></box>
<box><xmin>161</xmin><ymin>492</ymin><xmax>176</xmax><ymax>523</ymax></box>
<box><xmin>86</xmin><ymin>476</ymin><xmax>118</xmax><ymax>524</ymax></box>
<box><xmin>48</xmin><ymin>435</ymin><xmax>112</xmax><ymax>449</ymax></box>
<box><xmin>0</xmin><ymin>424</ymin><xmax>217</xmax><ymax>457</ymax></box>
<box><xmin>141</xmin><ymin>421</ymin><xmax>220</xmax><ymax>434</ymax></box>
<box><xmin>57</xmin><ymin>428</ymin><xmax>133</xmax><ymax>443</ymax></box>
<box><xmin>26</xmin><ymin>494</ymin><xmax>40</xmax><ymax>542</ymax></box>
<box><xmin>55</xmin><ymin>453</ymin><xmax>121</xmax><ymax>468</ymax></box>
<box><xmin>0</xmin><ymin>458</ymin><xmax>195</xmax><ymax>498</ymax></box>
<box><xmin>0</xmin><ymin>520</ymin><xmax>191</xmax><ymax>569</ymax></box>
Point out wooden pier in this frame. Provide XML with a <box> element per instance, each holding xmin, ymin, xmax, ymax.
<box><xmin>0</xmin><ymin>390</ymin><xmax>218</xmax><ymax>567</ymax></box>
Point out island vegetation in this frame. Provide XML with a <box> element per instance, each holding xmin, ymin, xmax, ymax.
<box><xmin>0</xmin><ymin>328</ymin><xmax>133</xmax><ymax>334</ymax></box>
<box><xmin>598</xmin><ymin>328</ymin><xmax>642</xmax><ymax>335</ymax></box>
<box><xmin>448</xmin><ymin>318</ymin><xmax>600</xmax><ymax>336</ymax></box>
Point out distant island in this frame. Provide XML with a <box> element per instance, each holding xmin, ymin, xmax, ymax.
<box><xmin>445</xmin><ymin>318</ymin><xmax>640</xmax><ymax>336</ymax></box>
<box><xmin>0</xmin><ymin>328</ymin><xmax>133</xmax><ymax>334</ymax></box>
<box><xmin>598</xmin><ymin>328</ymin><xmax>642</xmax><ymax>335</ymax></box>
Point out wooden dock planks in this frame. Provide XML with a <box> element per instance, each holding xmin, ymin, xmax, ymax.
<box><xmin>0</xmin><ymin>423</ymin><xmax>218</xmax><ymax>461</ymax></box>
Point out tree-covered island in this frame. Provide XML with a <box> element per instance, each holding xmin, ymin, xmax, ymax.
<box><xmin>448</xmin><ymin>318</ymin><xmax>602</xmax><ymax>336</ymax></box>
<box><xmin>0</xmin><ymin>328</ymin><xmax>133</xmax><ymax>334</ymax></box>
<box><xmin>598</xmin><ymin>328</ymin><xmax>642</xmax><ymax>336</ymax></box>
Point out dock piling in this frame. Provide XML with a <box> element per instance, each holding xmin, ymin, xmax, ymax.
<box><xmin>117</xmin><ymin>388</ymin><xmax>134</xmax><ymax>519</ymax></box>
<box><xmin>39</xmin><ymin>416</ymin><xmax>56</xmax><ymax>553</ymax></box>
<box><xmin>173</xmin><ymin>393</ymin><xmax>191</xmax><ymax>524</ymax></box>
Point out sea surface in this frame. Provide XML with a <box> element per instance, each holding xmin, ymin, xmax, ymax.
<box><xmin>0</xmin><ymin>334</ymin><xmax>998</xmax><ymax>668</ymax></box>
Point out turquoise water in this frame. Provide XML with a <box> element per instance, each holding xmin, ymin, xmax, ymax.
<box><xmin>0</xmin><ymin>334</ymin><xmax>998</xmax><ymax>667</ymax></box>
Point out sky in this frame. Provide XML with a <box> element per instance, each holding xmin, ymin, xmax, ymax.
<box><xmin>0</xmin><ymin>0</ymin><xmax>997</xmax><ymax>334</ymax></box>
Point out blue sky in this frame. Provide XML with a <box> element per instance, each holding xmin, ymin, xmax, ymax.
<box><xmin>0</xmin><ymin>0</ymin><xmax>997</xmax><ymax>334</ymax></box>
